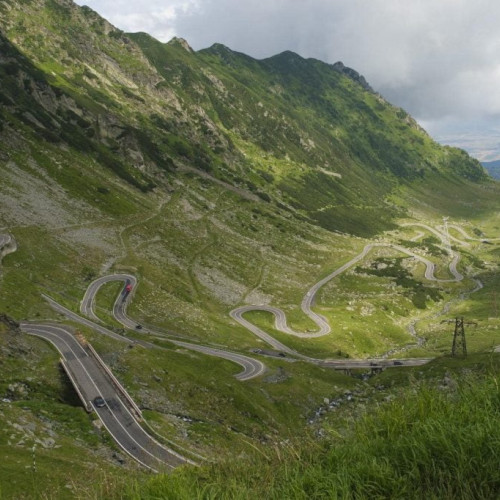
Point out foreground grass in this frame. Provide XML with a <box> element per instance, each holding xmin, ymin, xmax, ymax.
<box><xmin>122</xmin><ymin>364</ymin><xmax>500</xmax><ymax>499</ymax></box>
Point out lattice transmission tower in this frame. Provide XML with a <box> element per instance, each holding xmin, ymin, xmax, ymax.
<box><xmin>441</xmin><ymin>317</ymin><xmax>477</xmax><ymax>358</ymax></box>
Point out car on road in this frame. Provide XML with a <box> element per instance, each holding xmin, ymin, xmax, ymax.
<box><xmin>93</xmin><ymin>396</ymin><xmax>106</xmax><ymax>408</ymax></box>
<box><xmin>393</xmin><ymin>361</ymin><xmax>403</xmax><ymax>366</ymax></box>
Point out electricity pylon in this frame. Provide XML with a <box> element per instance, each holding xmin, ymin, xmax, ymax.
<box><xmin>441</xmin><ymin>317</ymin><xmax>477</xmax><ymax>357</ymax></box>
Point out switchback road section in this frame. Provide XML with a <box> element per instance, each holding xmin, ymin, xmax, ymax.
<box><xmin>80</xmin><ymin>274</ymin><xmax>265</xmax><ymax>381</ymax></box>
<box><xmin>20</xmin><ymin>322</ymin><xmax>190</xmax><ymax>472</ymax></box>
<box><xmin>230</xmin><ymin>223</ymin><xmax>480</xmax><ymax>367</ymax></box>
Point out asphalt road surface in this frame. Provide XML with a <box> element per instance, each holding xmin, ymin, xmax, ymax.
<box><xmin>0</xmin><ymin>223</ymin><xmax>497</xmax><ymax>474</ymax></box>
<box><xmin>79</xmin><ymin>226</ymin><xmax>468</xmax><ymax>371</ymax></box>
<box><xmin>1</xmin><ymin>223</ymin><xmax>494</xmax><ymax>472</ymax></box>
<box><xmin>230</xmin><ymin>223</ymin><xmax>474</xmax><ymax>368</ymax></box>
<box><xmin>20</xmin><ymin>322</ymin><xmax>189</xmax><ymax>471</ymax></box>
<box><xmin>45</xmin><ymin>291</ymin><xmax>266</xmax><ymax>382</ymax></box>
<box><xmin>231</xmin><ymin>237</ymin><xmax>466</xmax><ymax>343</ymax></box>
<box><xmin>80</xmin><ymin>274</ymin><xmax>266</xmax><ymax>381</ymax></box>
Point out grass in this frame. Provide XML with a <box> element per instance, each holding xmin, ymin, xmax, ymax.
<box><xmin>0</xmin><ymin>324</ymin><xmax>137</xmax><ymax>499</ymax></box>
<box><xmin>0</xmin><ymin>3</ymin><xmax>499</xmax><ymax>495</ymax></box>
<box><xmin>90</xmin><ymin>280</ymin><xmax>126</xmax><ymax>329</ymax></box>
<box><xmin>2</xmin><ymin>181</ymin><xmax>498</xmax><ymax>446</ymax></box>
<box><xmin>79</xmin><ymin>322</ymin><xmax>355</xmax><ymax>459</ymax></box>
<box><xmin>2</xmin><ymin>181</ymin><xmax>499</xmax><ymax>470</ymax></box>
<box><xmin>119</xmin><ymin>357</ymin><xmax>500</xmax><ymax>499</ymax></box>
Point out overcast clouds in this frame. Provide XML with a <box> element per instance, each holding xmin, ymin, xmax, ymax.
<box><xmin>75</xmin><ymin>0</ymin><xmax>500</xmax><ymax>161</ymax></box>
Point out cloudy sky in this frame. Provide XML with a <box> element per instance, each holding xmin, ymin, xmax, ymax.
<box><xmin>74</xmin><ymin>0</ymin><xmax>500</xmax><ymax>161</ymax></box>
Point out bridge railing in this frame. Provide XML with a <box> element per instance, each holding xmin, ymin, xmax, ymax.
<box><xmin>86</xmin><ymin>343</ymin><xmax>143</xmax><ymax>420</ymax></box>
<box><xmin>60</xmin><ymin>358</ymin><xmax>93</xmax><ymax>412</ymax></box>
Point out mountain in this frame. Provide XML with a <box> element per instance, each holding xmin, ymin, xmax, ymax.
<box><xmin>482</xmin><ymin>159</ymin><xmax>500</xmax><ymax>179</ymax></box>
<box><xmin>1</xmin><ymin>1</ymin><xmax>500</xmax><ymax>498</ymax></box>
<box><xmin>0</xmin><ymin>0</ymin><xmax>490</xmax><ymax>237</ymax></box>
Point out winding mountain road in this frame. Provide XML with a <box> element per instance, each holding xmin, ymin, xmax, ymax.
<box><xmin>42</xmin><ymin>290</ymin><xmax>265</xmax><ymax>382</ymax></box>
<box><xmin>0</xmin><ymin>237</ymin><xmax>257</xmax><ymax>469</ymax></box>
<box><xmin>20</xmin><ymin>322</ymin><xmax>189</xmax><ymax>472</ymax></box>
<box><xmin>80</xmin><ymin>274</ymin><xmax>265</xmax><ymax>381</ymax></box>
<box><xmin>81</xmin><ymin>271</ymin><xmax>433</xmax><ymax>369</ymax></box>
<box><xmin>447</xmin><ymin>224</ymin><xmax>500</xmax><ymax>243</ymax></box>
<box><xmin>230</xmin><ymin>229</ymin><xmax>466</xmax><ymax>351</ymax></box>
<box><xmin>0</xmin><ymin>220</ymin><xmax>495</xmax><ymax>470</ymax></box>
<box><xmin>402</xmin><ymin>222</ymin><xmax>471</xmax><ymax>248</ymax></box>
<box><xmin>46</xmin><ymin>222</ymin><xmax>480</xmax><ymax>374</ymax></box>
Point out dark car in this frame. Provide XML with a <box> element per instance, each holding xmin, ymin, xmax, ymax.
<box><xmin>93</xmin><ymin>396</ymin><xmax>106</xmax><ymax>408</ymax></box>
<box><xmin>393</xmin><ymin>361</ymin><xmax>403</xmax><ymax>366</ymax></box>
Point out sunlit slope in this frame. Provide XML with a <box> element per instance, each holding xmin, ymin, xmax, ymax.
<box><xmin>1</xmin><ymin>0</ymin><xmax>490</xmax><ymax>240</ymax></box>
<box><xmin>0</xmin><ymin>0</ymin><xmax>498</xmax><ymax>352</ymax></box>
<box><xmin>0</xmin><ymin>1</ymin><xmax>500</xmax><ymax>494</ymax></box>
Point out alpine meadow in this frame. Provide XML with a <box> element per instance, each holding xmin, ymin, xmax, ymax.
<box><xmin>1</xmin><ymin>1</ymin><xmax>500</xmax><ymax>499</ymax></box>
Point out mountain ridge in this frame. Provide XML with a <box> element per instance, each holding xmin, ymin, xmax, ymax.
<box><xmin>1</xmin><ymin>2</ymin><xmax>500</xmax><ymax>497</ymax></box>
<box><xmin>1</xmin><ymin>0</ymin><xmax>490</xmax><ymax>239</ymax></box>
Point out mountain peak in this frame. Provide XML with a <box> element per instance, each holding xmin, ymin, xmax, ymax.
<box><xmin>266</xmin><ymin>50</ymin><xmax>305</xmax><ymax>65</ymax></box>
<box><xmin>331</xmin><ymin>61</ymin><xmax>373</xmax><ymax>92</ymax></box>
<box><xmin>168</xmin><ymin>37</ymin><xmax>193</xmax><ymax>52</ymax></box>
<box><xmin>205</xmin><ymin>43</ymin><xmax>237</xmax><ymax>56</ymax></box>
<box><xmin>201</xmin><ymin>43</ymin><xmax>258</xmax><ymax>67</ymax></box>
<box><xmin>275</xmin><ymin>50</ymin><xmax>304</xmax><ymax>60</ymax></box>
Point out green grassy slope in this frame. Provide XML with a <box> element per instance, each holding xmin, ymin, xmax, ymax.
<box><xmin>2</xmin><ymin>0</ymin><xmax>489</xmax><ymax>237</ymax></box>
<box><xmin>0</xmin><ymin>0</ymin><xmax>499</xmax><ymax>496</ymax></box>
<box><xmin>121</xmin><ymin>355</ymin><xmax>500</xmax><ymax>500</ymax></box>
<box><xmin>0</xmin><ymin>319</ymin><xmax>142</xmax><ymax>499</ymax></box>
<box><xmin>132</xmin><ymin>34</ymin><xmax>489</xmax><ymax>237</ymax></box>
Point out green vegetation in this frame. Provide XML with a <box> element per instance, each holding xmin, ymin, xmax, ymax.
<box><xmin>356</xmin><ymin>257</ymin><xmax>443</xmax><ymax>309</ymax></box>
<box><xmin>0</xmin><ymin>320</ymin><xmax>139</xmax><ymax>499</ymax></box>
<box><xmin>120</xmin><ymin>356</ymin><xmax>500</xmax><ymax>499</ymax></box>
<box><xmin>0</xmin><ymin>1</ymin><xmax>499</xmax><ymax>498</ymax></box>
